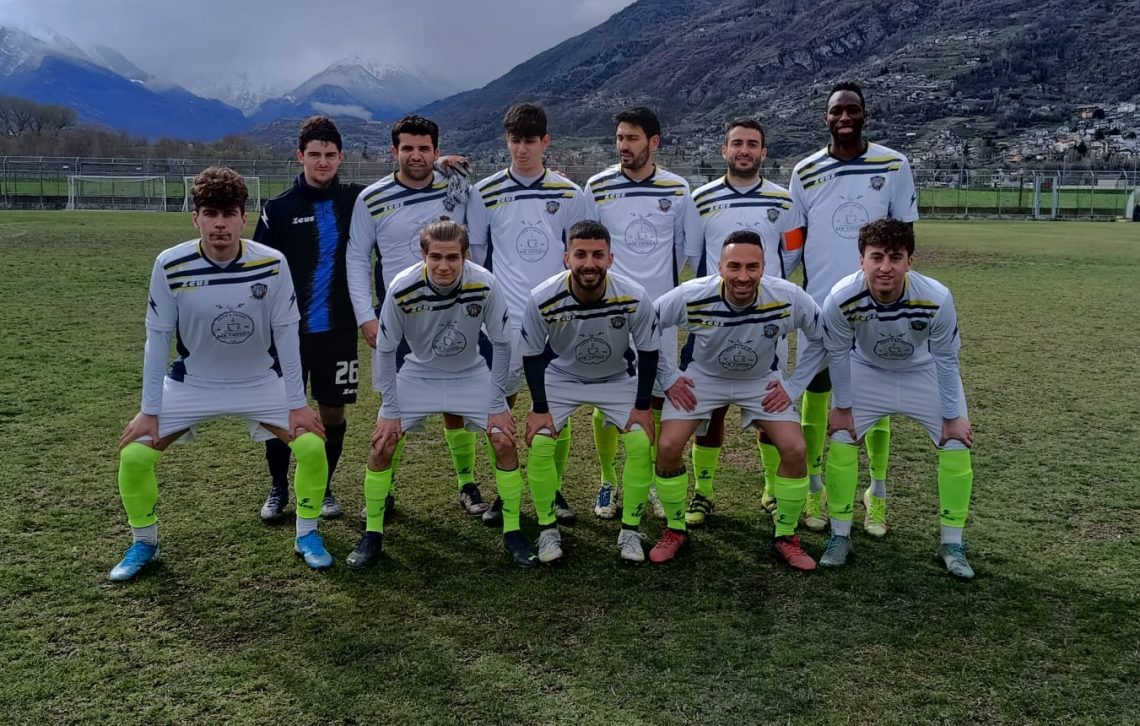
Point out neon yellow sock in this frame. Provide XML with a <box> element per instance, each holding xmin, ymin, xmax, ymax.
<box><xmin>495</xmin><ymin>465</ymin><xmax>524</xmax><ymax>533</ymax></box>
<box><xmin>865</xmin><ymin>416</ymin><xmax>891</xmax><ymax>482</ymax></box>
<box><xmin>801</xmin><ymin>390</ymin><xmax>830</xmax><ymax>476</ymax></box>
<box><xmin>691</xmin><ymin>444</ymin><xmax>720</xmax><ymax>499</ymax></box>
<box><xmin>118</xmin><ymin>442</ymin><xmax>162</xmax><ymax>528</ymax></box>
<box><xmin>592</xmin><ymin>408</ymin><xmax>619</xmax><ymax>484</ymax></box>
<box><xmin>444</xmin><ymin>427</ymin><xmax>477</xmax><ymax>489</ymax></box>
<box><xmin>825</xmin><ymin>441</ymin><xmax>858</xmax><ymax>525</ymax></box>
<box><xmin>773</xmin><ymin>474</ymin><xmax>809</xmax><ymax>537</ymax></box>
<box><xmin>363</xmin><ymin>466</ymin><xmax>392</xmax><ymax>533</ymax></box>
<box><xmin>654</xmin><ymin>468</ymin><xmax>688</xmax><ymax>531</ymax></box>
<box><xmin>554</xmin><ymin>419</ymin><xmax>572</xmax><ymax>489</ymax></box>
<box><xmin>289</xmin><ymin>432</ymin><xmax>327</xmax><ymax>520</ymax></box>
<box><xmin>649</xmin><ymin>408</ymin><xmax>663</xmax><ymax>465</ymax></box>
<box><xmin>527</xmin><ymin>435</ymin><xmax>559</xmax><ymax>526</ymax></box>
<box><xmin>758</xmin><ymin>440</ymin><xmax>781</xmax><ymax>492</ymax></box>
<box><xmin>389</xmin><ymin>436</ymin><xmax>406</xmax><ymax>493</ymax></box>
<box><xmin>620</xmin><ymin>429</ymin><xmax>652</xmax><ymax>527</ymax></box>
<box><xmin>484</xmin><ymin>431</ymin><xmax>498</xmax><ymax>470</ymax></box>
<box><xmin>938</xmin><ymin>448</ymin><xmax>973</xmax><ymax>528</ymax></box>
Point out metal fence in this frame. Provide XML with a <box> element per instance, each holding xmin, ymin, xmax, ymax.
<box><xmin>2</xmin><ymin>156</ymin><xmax>1138</xmax><ymax>220</ymax></box>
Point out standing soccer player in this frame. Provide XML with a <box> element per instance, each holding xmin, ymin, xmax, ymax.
<box><xmin>652</xmin><ymin>231</ymin><xmax>825</xmax><ymax>567</ymax></box>
<box><xmin>818</xmin><ymin>220</ymin><xmax>975</xmax><ymax>579</ymax></box>
<box><xmin>583</xmin><ymin>106</ymin><xmax>702</xmax><ymax>519</ymax></box>
<box><xmin>346</xmin><ymin>115</ymin><xmax>491</xmax><ymax>517</ymax></box>
<box><xmin>685</xmin><ymin>118</ymin><xmax>805</xmax><ymax>527</ymax></box>
<box><xmin>789</xmin><ymin>82</ymin><xmax>919</xmax><ymax>537</ymax></box>
<box><xmin>466</xmin><ymin>102</ymin><xmax>594</xmax><ymax>525</ymax></box>
<box><xmin>347</xmin><ymin>221</ymin><xmax>535</xmax><ymax>568</ymax></box>
<box><xmin>521</xmin><ymin>220</ymin><xmax>667</xmax><ymax>563</ymax></box>
<box><xmin>255</xmin><ymin>116</ymin><xmax>363</xmax><ymax>523</ymax></box>
<box><xmin>110</xmin><ymin>167</ymin><xmax>331</xmax><ymax>581</ymax></box>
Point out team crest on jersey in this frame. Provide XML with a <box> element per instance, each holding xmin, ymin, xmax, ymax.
<box><xmin>910</xmin><ymin>319</ymin><xmax>928</xmax><ymax>331</ymax></box>
<box><xmin>250</xmin><ymin>283</ymin><xmax>268</xmax><ymax>300</ymax></box>
<box><xmin>624</xmin><ymin>215</ymin><xmax>659</xmax><ymax>255</ymax></box>
<box><xmin>873</xmin><ymin>334</ymin><xmax>915</xmax><ymax>361</ymax></box>
<box><xmin>212</xmin><ymin>304</ymin><xmax>254</xmax><ymax>345</ymax></box>
<box><xmin>717</xmin><ymin>340</ymin><xmax>759</xmax><ymax>372</ymax></box>
<box><xmin>610</xmin><ymin>316</ymin><xmax>626</xmax><ymax>330</ymax></box>
<box><xmin>658</xmin><ymin>198</ymin><xmax>672</xmax><ymax>212</ymax></box>
<box><xmin>870</xmin><ymin>176</ymin><xmax>886</xmax><ymax>191</ymax></box>
<box><xmin>832</xmin><ymin>196</ymin><xmax>870</xmax><ymax>239</ymax></box>
<box><xmin>763</xmin><ymin>323</ymin><xmax>780</xmax><ymax>339</ymax></box>
<box><xmin>431</xmin><ymin>323</ymin><xmax>467</xmax><ymax>357</ymax></box>
<box><xmin>516</xmin><ymin>223</ymin><xmax>550</xmax><ymax>262</ymax></box>
<box><xmin>767</xmin><ymin>208</ymin><xmax>780</xmax><ymax>223</ymax></box>
<box><xmin>575</xmin><ymin>333</ymin><xmax>612</xmax><ymax>365</ymax></box>
<box><xmin>546</xmin><ymin>201</ymin><xmax>560</xmax><ymax>215</ymax></box>
<box><xmin>466</xmin><ymin>303</ymin><xmax>483</xmax><ymax>318</ymax></box>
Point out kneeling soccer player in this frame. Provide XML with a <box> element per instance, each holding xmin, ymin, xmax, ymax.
<box><xmin>348</xmin><ymin>221</ymin><xmax>533</xmax><ymax>568</ymax></box>
<box><xmin>521</xmin><ymin>220</ymin><xmax>666</xmax><ymax>564</ymax></box>
<box><xmin>111</xmin><ymin>166</ymin><xmax>330</xmax><ymax>581</ymax></box>
<box><xmin>653</xmin><ymin>230</ymin><xmax>825</xmax><ymax>568</ymax></box>
<box><xmin>819</xmin><ymin>219</ymin><xmax>976</xmax><ymax>579</ymax></box>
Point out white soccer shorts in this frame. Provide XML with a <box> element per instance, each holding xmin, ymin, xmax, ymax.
<box><xmin>145</xmin><ymin>377</ymin><xmax>290</xmax><ymax>444</ymax></box>
<box><xmin>386</xmin><ymin>369</ymin><xmax>498</xmax><ymax>433</ymax></box>
<box><xmin>662</xmin><ymin>369</ymin><xmax>801</xmax><ymax>435</ymax></box>
<box><xmin>545</xmin><ymin>372</ymin><xmax>640</xmax><ymax>432</ymax></box>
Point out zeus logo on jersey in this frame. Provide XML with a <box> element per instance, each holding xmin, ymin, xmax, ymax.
<box><xmin>292</xmin><ymin>216</ymin><xmax>316</xmax><ymax>225</ymax></box>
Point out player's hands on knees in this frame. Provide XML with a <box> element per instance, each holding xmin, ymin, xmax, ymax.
<box><xmin>665</xmin><ymin>376</ymin><xmax>697</xmax><ymax>412</ymax></box>
<box><xmin>290</xmin><ymin>406</ymin><xmax>326</xmax><ymax>440</ymax></box>
<box><xmin>525</xmin><ymin>412</ymin><xmax>556</xmax><ymax>447</ymax></box>
<box><xmin>119</xmin><ymin>412</ymin><xmax>159</xmax><ymax>450</ymax></box>
<box><xmin>488</xmin><ymin>411</ymin><xmax>517</xmax><ymax>446</ymax></box>
<box><xmin>371</xmin><ymin>417</ymin><xmax>402</xmax><ymax>454</ymax></box>
<box><xmin>828</xmin><ymin>407</ymin><xmax>858</xmax><ymax>443</ymax></box>
<box><xmin>625</xmin><ymin>407</ymin><xmax>656</xmax><ymax>446</ymax></box>
<box><xmin>360</xmin><ymin>320</ymin><xmax>379</xmax><ymax>349</ymax></box>
<box><xmin>762</xmin><ymin>380</ymin><xmax>792</xmax><ymax>413</ymax></box>
<box><xmin>940</xmin><ymin>416</ymin><xmax>974</xmax><ymax>448</ymax></box>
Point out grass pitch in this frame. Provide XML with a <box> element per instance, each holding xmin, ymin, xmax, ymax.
<box><xmin>0</xmin><ymin>213</ymin><xmax>1137</xmax><ymax>724</ymax></box>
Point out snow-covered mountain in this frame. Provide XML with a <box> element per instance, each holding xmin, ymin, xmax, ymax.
<box><xmin>184</xmin><ymin>71</ymin><xmax>289</xmax><ymax>114</ymax></box>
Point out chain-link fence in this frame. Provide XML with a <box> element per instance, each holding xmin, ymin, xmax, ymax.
<box><xmin>2</xmin><ymin>156</ymin><xmax>1138</xmax><ymax>220</ymax></box>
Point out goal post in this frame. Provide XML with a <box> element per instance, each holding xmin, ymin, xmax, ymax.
<box><xmin>1126</xmin><ymin>188</ymin><xmax>1140</xmax><ymax>221</ymax></box>
<box><xmin>66</xmin><ymin>175</ymin><xmax>167</xmax><ymax>211</ymax></box>
<box><xmin>181</xmin><ymin>175</ymin><xmax>261</xmax><ymax>213</ymax></box>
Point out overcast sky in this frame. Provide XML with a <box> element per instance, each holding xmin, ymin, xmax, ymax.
<box><xmin>0</xmin><ymin>0</ymin><xmax>636</xmax><ymax>92</ymax></box>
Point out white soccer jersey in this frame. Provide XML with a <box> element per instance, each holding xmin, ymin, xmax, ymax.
<box><xmin>655</xmin><ymin>274</ymin><xmax>823</xmax><ymax>398</ymax></box>
<box><xmin>466</xmin><ymin>168</ymin><xmax>593</xmax><ymax>327</ymax></box>
<box><xmin>146</xmin><ymin>239</ymin><xmax>299</xmax><ymax>387</ymax></box>
<box><xmin>347</xmin><ymin>170</ymin><xmax>467</xmax><ymax>323</ymax></box>
<box><xmin>378</xmin><ymin>260</ymin><xmax>510</xmax><ymax>379</ymax></box>
<box><xmin>584</xmin><ymin>164</ymin><xmax>701</xmax><ymax>301</ymax></box>
<box><xmin>822</xmin><ymin>270</ymin><xmax>963</xmax><ymax>418</ymax></box>
<box><xmin>520</xmin><ymin>271</ymin><xmax>660</xmax><ymax>383</ymax></box>
<box><xmin>692</xmin><ymin>176</ymin><xmax>801</xmax><ymax>278</ymax></box>
<box><xmin>789</xmin><ymin>143</ymin><xmax>919</xmax><ymax>301</ymax></box>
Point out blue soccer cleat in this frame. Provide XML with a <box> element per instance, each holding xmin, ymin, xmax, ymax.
<box><xmin>109</xmin><ymin>541</ymin><xmax>160</xmax><ymax>582</ymax></box>
<box><xmin>294</xmin><ymin>531</ymin><xmax>333</xmax><ymax>570</ymax></box>
<box><xmin>937</xmin><ymin>543</ymin><xmax>975</xmax><ymax>580</ymax></box>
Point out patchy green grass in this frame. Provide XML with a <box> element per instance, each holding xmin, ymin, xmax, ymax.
<box><xmin>0</xmin><ymin>213</ymin><xmax>1137</xmax><ymax>724</ymax></box>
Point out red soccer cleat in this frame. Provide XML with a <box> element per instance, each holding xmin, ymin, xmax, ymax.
<box><xmin>772</xmin><ymin>535</ymin><xmax>817</xmax><ymax>571</ymax></box>
<box><xmin>649</xmin><ymin>528</ymin><xmax>688</xmax><ymax>564</ymax></box>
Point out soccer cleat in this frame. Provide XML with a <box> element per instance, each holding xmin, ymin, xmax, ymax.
<box><xmin>260</xmin><ymin>486</ymin><xmax>288</xmax><ymax>522</ymax></box>
<box><xmin>553</xmin><ymin>490</ymin><xmax>577</xmax><ymax>523</ymax></box>
<box><xmin>648</xmin><ymin>528</ymin><xmax>688</xmax><ymax>564</ymax></box>
<box><xmin>937</xmin><ymin>543</ymin><xmax>975</xmax><ymax>580</ymax></box>
<box><xmin>537</xmin><ymin>527</ymin><xmax>564</xmax><ymax>564</ymax></box>
<box><xmin>648</xmin><ymin>486</ymin><xmax>665</xmax><ymax>518</ymax></box>
<box><xmin>617</xmin><ymin>528</ymin><xmax>647</xmax><ymax>563</ymax></box>
<box><xmin>503</xmin><ymin>531</ymin><xmax>538</xmax><ymax>568</ymax></box>
<box><xmin>760</xmin><ymin>484</ymin><xmax>777</xmax><ymax>515</ymax></box>
<box><xmin>772</xmin><ymin>535</ymin><xmax>817</xmax><ymax>571</ymax></box>
<box><xmin>685</xmin><ymin>493</ymin><xmax>714</xmax><ymax>526</ymax></box>
<box><xmin>481</xmin><ymin>496</ymin><xmax>504</xmax><ymax>527</ymax></box>
<box><xmin>863</xmin><ymin>488</ymin><xmax>888</xmax><ymax>537</ymax></box>
<box><xmin>346</xmin><ymin>532</ymin><xmax>383</xmax><ymax>569</ymax></box>
<box><xmin>294</xmin><ymin>531</ymin><xmax>333</xmax><ymax>570</ymax></box>
<box><xmin>594</xmin><ymin>482</ymin><xmax>618</xmax><ymax>519</ymax></box>
<box><xmin>819</xmin><ymin>534</ymin><xmax>854</xmax><ymax>567</ymax></box>
<box><xmin>802</xmin><ymin>490</ymin><xmax>828</xmax><ymax>531</ymax></box>
<box><xmin>320</xmin><ymin>493</ymin><xmax>343</xmax><ymax>520</ymax></box>
<box><xmin>458</xmin><ymin>483</ymin><xmax>491</xmax><ymax>516</ymax></box>
<box><xmin>109</xmin><ymin>541</ymin><xmax>160</xmax><ymax>582</ymax></box>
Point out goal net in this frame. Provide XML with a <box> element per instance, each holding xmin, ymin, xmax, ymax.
<box><xmin>182</xmin><ymin>175</ymin><xmax>261</xmax><ymax>213</ymax></box>
<box><xmin>66</xmin><ymin>175</ymin><xmax>167</xmax><ymax>211</ymax></box>
<box><xmin>1126</xmin><ymin>188</ymin><xmax>1140</xmax><ymax>221</ymax></box>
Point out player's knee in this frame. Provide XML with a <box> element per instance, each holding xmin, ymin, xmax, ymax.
<box><xmin>119</xmin><ymin>441</ymin><xmax>160</xmax><ymax>472</ymax></box>
<box><xmin>490</xmin><ymin>432</ymin><xmax>516</xmax><ymax>465</ymax></box>
<box><xmin>288</xmin><ymin>431</ymin><xmax>325</xmax><ymax>464</ymax></box>
<box><xmin>621</xmin><ymin>428</ymin><xmax>651</xmax><ymax>460</ymax></box>
<box><xmin>655</xmin><ymin>434</ymin><xmax>684</xmax><ymax>468</ymax></box>
<box><xmin>778</xmin><ymin>437</ymin><xmax>808</xmax><ymax>470</ymax></box>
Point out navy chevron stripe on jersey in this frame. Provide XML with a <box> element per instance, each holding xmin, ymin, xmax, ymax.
<box><xmin>168</xmin><ymin>267</ymin><xmax>280</xmax><ymax>291</ymax></box>
<box><xmin>164</xmin><ymin>257</ymin><xmax>281</xmax><ymax>280</ymax></box>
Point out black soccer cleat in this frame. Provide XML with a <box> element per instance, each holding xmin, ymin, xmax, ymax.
<box><xmin>482</xmin><ymin>496</ymin><xmax>504</xmax><ymax>527</ymax></box>
<box><xmin>459</xmin><ymin>483</ymin><xmax>491</xmax><ymax>516</ymax></box>
<box><xmin>503</xmin><ymin>531</ymin><xmax>538</xmax><ymax>568</ymax></box>
<box><xmin>346</xmin><ymin>532</ymin><xmax>383</xmax><ymax>569</ymax></box>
